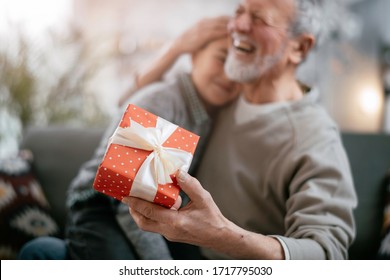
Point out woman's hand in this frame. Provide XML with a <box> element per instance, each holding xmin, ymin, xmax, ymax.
<box><xmin>170</xmin><ymin>16</ymin><xmax>230</xmax><ymax>56</ymax></box>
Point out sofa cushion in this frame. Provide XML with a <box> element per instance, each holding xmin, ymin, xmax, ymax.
<box><xmin>0</xmin><ymin>150</ymin><xmax>59</xmax><ymax>259</ymax></box>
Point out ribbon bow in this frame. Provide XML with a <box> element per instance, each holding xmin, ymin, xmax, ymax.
<box><xmin>109</xmin><ymin>117</ymin><xmax>193</xmax><ymax>202</ymax></box>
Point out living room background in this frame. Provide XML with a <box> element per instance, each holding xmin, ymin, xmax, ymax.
<box><xmin>1</xmin><ymin>0</ymin><xmax>390</xmax><ymax>158</ymax></box>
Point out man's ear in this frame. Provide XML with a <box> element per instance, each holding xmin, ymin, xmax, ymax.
<box><xmin>288</xmin><ymin>34</ymin><xmax>315</xmax><ymax>64</ymax></box>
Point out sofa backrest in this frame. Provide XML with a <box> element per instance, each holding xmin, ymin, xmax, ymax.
<box><xmin>341</xmin><ymin>133</ymin><xmax>390</xmax><ymax>260</ymax></box>
<box><xmin>21</xmin><ymin>126</ymin><xmax>105</xmax><ymax>235</ymax></box>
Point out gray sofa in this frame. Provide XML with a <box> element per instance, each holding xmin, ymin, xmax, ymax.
<box><xmin>20</xmin><ymin>125</ymin><xmax>390</xmax><ymax>259</ymax></box>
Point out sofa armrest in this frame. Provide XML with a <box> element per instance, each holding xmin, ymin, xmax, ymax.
<box><xmin>342</xmin><ymin>132</ymin><xmax>390</xmax><ymax>259</ymax></box>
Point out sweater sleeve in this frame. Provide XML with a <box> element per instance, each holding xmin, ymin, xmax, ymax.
<box><xmin>280</xmin><ymin>128</ymin><xmax>357</xmax><ymax>259</ymax></box>
<box><xmin>66</xmin><ymin>112</ymin><xmax>122</xmax><ymax>207</ymax></box>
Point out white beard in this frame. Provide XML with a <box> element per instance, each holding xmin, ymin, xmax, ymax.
<box><xmin>224</xmin><ymin>47</ymin><xmax>285</xmax><ymax>83</ymax></box>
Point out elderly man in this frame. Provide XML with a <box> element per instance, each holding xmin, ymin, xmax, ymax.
<box><xmin>124</xmin><ymin>0</ymin><xmax>357</xmax><ymax>260</ymax></box>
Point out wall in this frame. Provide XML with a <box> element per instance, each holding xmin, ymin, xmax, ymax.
<box><xmin>314</xmin><ymin>0</ymin><xmax>390</xmax><ymax>133</ymax></box>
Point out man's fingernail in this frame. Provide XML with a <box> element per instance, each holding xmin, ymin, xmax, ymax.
<box><xmin>122</xmin><ymin>197</ymin><xmax>131</xmax><ymax>205</ymax></box>
<box><xmin>177</xmin><ymin>169</ymin><xmax>188</xmax><ymax>184</ymax></box>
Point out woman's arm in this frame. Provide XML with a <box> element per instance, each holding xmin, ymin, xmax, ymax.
<box><xmin>118</xmin><ymin>16</ymin><xmax>229</xmax><ymax>107</ymax></box>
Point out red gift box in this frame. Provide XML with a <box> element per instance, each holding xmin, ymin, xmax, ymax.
<box><xmin>93</xmin><ymin>104</ymin><xmax>200</xmax><ymax>208</ymax></box>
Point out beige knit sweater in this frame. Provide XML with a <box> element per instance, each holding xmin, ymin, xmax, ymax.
<box><xmin>197</xmin><ymin>90</ymin><xmax>357</xmax><ymax>259</ymax></box>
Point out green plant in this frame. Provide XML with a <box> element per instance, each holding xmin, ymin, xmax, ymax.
<box><xmin>0</xmin><ymin>23</ymin><xmax>112</xmax><ymax>129</ymax></box>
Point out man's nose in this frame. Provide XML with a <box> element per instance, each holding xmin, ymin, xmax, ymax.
<box><xmin>230</xmin><ymin>13</ymin><xmax>252</xmax><ymax>33</ymax></box>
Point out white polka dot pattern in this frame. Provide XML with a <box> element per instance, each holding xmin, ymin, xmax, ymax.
<box><xmin>93</xmin><ymin>104</ymin><xmax>200</xmax><ymax>208</ymax></box>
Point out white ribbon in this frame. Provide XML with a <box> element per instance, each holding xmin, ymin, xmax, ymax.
<box><xmin>109</xmin><ymin>117</ymin><xmax>193</xmax><ymax>202</ymax></box>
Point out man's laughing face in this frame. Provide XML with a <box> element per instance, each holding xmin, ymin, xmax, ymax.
<box><xmin>224</xmin><ymin>0</ymin><xmax>295</xmax><ymax>83</ymax></box>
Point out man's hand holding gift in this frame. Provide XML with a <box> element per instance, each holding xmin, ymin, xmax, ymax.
<box><xmin>122</xmin><ymin>169</ymin><xmax>233</xmax><ymax>251</ymax></box>
<box><xmin>122</xmin><ymin>170</ymin><xmax>286</xmax><ymax>260</ymax></box>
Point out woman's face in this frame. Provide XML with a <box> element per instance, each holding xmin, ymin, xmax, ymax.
<box><xmin>191</xmin><ymin>37</ymin><xmax>241</xmax><ymax>108</ymax></box>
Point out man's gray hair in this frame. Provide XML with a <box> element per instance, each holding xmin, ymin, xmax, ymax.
<box><xmin>290</xmin><ymin>0</ymin><xmax>322</xmax><ymax>41</ymax></box>
<box><xmin>290</xmin><ymin>0</ymin><xmax>364</xmax><ymax>46</ymax></box>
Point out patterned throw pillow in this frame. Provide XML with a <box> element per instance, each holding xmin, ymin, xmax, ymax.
<box><xmin>377</xmin><ymin>170</ymin><xmax>390</xmax><ymax>259</ymax></box>
<box><xmin>0</xmin><ymin>150</ymin><xmax>59</xmax><ymax>259</ymax></box>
